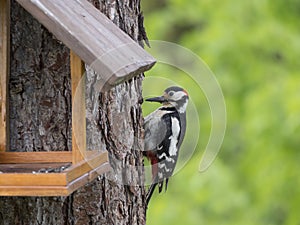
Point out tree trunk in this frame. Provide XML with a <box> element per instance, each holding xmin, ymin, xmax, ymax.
<box><xmin>0</xmin><ymin>0</ymin><xmax>146</xmax><ymax>224</ymax></box>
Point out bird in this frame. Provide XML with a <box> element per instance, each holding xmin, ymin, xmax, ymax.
<box><xmin>144</xmin><ymin>86</ymin><xmax>189</xmax><ymax>205</ymax></box>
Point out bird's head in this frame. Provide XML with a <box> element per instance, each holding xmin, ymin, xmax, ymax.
<box><xmin>146</xmin><ymin>86</ymin><xmax>189</xmax><ymax>113</ymax></box>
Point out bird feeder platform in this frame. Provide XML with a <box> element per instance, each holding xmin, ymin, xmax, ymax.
<box><xmin>0</xmin><ymin>151</ymin><xmax>109</xmax><ymax>196</ymax></box>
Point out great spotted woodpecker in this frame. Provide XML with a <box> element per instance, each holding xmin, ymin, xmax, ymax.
<box><xmin>144</xmin><ymin>86</ymin><xmax>189</xmax><ymax>205</ymax></box>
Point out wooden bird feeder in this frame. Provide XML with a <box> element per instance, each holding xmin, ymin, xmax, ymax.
<box><xmin>0</xmin><ymin>0</ymin><xmax>155</xmax><ymax>196</ymax></box>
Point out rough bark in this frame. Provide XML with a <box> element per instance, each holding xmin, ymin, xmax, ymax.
<box><xmin>0</xmin><ymin>0</ymin><xmax>146</xmax><ymax>224</ymax></box>
<box><xmin>8</xmin><ymin>0</ymin><xmax>72</xmax><ymax>152</ymax></box>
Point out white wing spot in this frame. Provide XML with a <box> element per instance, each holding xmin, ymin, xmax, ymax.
<box><xmin>158</xmin><ymin>152</ymin><xmax>167</xmax><ymax>159</ymax></box>
<box><xmin>158</xmin><ymin>153</ymin><xmax>175</xmax><ymax>163</ymax></box>
<box><xmin>169</xmin><ymin>117</ymin><xmax>180</xmax><ymax>156</ymax></box>
<box><xmin>158</xmin><ymin>163</ymin><xmax>171</xmax><ymax>172</ymax></box>
<box><xmin>166</xmin><ymin>157</ymin><xmax>175</xmax><ymax>163</ymax></box>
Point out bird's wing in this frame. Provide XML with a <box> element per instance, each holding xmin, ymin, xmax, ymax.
<box><xmin>144</xmin><ymin>109</ymin><xmax>168</xmax><ymax>151</ymax></box>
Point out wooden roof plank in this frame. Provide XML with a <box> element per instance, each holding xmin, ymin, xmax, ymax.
<box><xmin>16</xmin><ymin>0</ymin><xmax>156</xmax><ymax>89</ymax></box>
<box><xmin>55</xmin><ymin>0</ymin><xmax>117</xmax><ymax>50</ymax></box>
<box><xmin>75</xmin><ymin>0</ymin><xmax>136</xmax><ymax>47</ymax></box>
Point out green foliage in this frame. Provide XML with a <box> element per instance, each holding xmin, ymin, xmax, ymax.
<box><xmin>142</xmin><ymin>0</ymin><xmax>300</xmax><ymax>224</ymax></box>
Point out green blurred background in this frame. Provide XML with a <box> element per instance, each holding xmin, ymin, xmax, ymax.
<box><xmin>141</xmin><ymin>0</ymin><xmax>300</xmax><ymax>224</ymax></box>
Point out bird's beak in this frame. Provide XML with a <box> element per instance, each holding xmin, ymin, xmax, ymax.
<box><xmin>146</xmin><ymin>96</ymin><xmax>167</xmax><ymax>103</ymax></box>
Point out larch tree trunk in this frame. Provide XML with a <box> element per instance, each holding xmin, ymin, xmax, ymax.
<box><xmin>0</xmin><ymin>0</ymin><xmax>147</xmax><ymax>224</ymax></box>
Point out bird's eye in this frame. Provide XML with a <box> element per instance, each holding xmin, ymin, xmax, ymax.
<box><xmin>169</xmin><ymin>91</ymin><xmax>174</xmax><ymax>96</ymax></box>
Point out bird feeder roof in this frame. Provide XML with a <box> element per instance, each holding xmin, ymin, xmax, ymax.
<box><xmin>16</xmin><ymin>0</ymin><xmax>156</xmax><ymax>89</ymax></box>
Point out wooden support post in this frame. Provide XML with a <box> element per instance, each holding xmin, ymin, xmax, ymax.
<box><xmin>0</xmin><ymin>0</ymin><xmax>10</xmax><ymax>152</ymax></box>
<box><xmin>70</xmin><ymin>51</ymin><xmax>86</xmax><ymax>164</ymax></box>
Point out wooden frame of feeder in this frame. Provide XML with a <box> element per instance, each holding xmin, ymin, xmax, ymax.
<box><xmin>0</xmin><ymin>0</ymin><xmax>155</xmax><ymax>196</ymax></box>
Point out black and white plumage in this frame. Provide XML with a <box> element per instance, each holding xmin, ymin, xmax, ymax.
<box><xmin>144</xmin><ymin>86</ymin><xmax>189</xmax><ymax>205</ymax></box>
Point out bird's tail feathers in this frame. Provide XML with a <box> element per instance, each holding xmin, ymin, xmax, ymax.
<box><xmin>147</xmin><ymin>179</ymin><xmax>170</xmax><ymax>206</ymax></box>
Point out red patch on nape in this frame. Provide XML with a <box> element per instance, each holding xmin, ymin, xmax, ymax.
<box><xmin>183</xmin><ymin>89</ymin><xmax>189</xmax><ymax>96</ymax></box>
